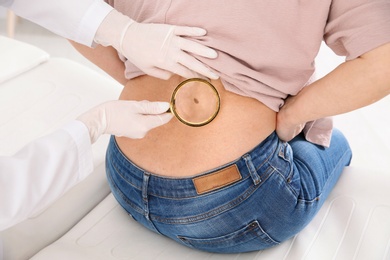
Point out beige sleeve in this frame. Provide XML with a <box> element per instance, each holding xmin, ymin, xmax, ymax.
<box><xmin>324</xmin><ymin>0</ymin><xmax>390</xmax><ymax>60</ymax></box>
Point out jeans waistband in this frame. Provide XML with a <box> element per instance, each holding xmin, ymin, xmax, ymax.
<box><xmin>108</xmin><ymin>132</ymin><xmax>279</xmax><ymax>198</ymax></box>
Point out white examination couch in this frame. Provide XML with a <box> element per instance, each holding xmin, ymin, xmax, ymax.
<box><xmin>1</xmin><ymin>36</ymin><xmax>390</xmax><ymax>260</ymax></box>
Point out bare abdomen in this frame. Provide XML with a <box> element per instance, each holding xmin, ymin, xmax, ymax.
<box><xmin>116</xmin><ymin>75</ymin><xmax>276</xmax><ymax>177</ymax></box>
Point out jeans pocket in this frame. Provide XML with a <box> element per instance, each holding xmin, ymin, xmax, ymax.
<box><xmin>270</xmin><ymin>141</ymin><xmax>300</xmax><ymax>197</ymax></box>
<box><xmin>177</xmin><ymin>220</ymin><xmax>280</xmax><ymax>253</ymax></box>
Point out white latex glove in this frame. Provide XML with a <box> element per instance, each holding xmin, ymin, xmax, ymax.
<box><xmin>77</xmin><ymin>100</ymin><xmax>173</xmax><ymax>143</ymax></box>
<box><xmin>94</xmin><ymin>9</ymin><xmax>218</xmax><ymax>80</ymax></box>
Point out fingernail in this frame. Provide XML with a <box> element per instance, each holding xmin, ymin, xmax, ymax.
<box><xmin>208</xmin><ymin>49</ymin><xmax>218</xmax><ymax>59</ymax></box>
<box><xmin>158</xmin><ymin>102</ymin><xmax>170</xmax><ymax>112</ymax></box>
<box><xmin>193</xmin><ymin>28</ymin><xmax>207</xmax><ymax>35</ymax></box>
<box><xmin>209</xmin><ymin>72</ymin><xmax>219</xmax><ymax>80</ymax></box>
<box><xmin>159</xmin><ymin>113</ymin><xmax>174</xmax><ymax>124</ymax></box>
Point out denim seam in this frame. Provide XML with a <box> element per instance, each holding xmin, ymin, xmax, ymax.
<box><xmin>270</xmin><ymin>143</ymin><xmax>297</xmax><ymax>198</ymax></box>
<box><xmin>149</xmin><ymin>174</ymin><xmax>252</xmax><ymax>199</ymax></box>
<box><xmin>273</xmin><ymin>143</ymin><xmax>293</xmax><ymax>177</ymax></box>
<box><xmin>142</xmin><ymin>173</ymin><xmax>151</xmax><ymax>220</ymax></box>
<box><xmin>269</xmin><ymin>163</ymin><xmax>299</xmax><ymax>200</ymax></box>
<box><xmin>296</xmin><ymin>148</ymin><xmax>352</xmax><ymax>205</ymax></box>
<box><xmin>112</xmin><ymin>137</ymin><xmax>149</xmax><ymax>173</ymax></box>
<box><xmin>111</xmin><ymin>154</ymin><xmax>141</xmax><ymax>191</ymax></box>
<box><xmin>151</xmin><ymin>184</ymin><xmax>260</xmax><ymax>224</ymax></box>
<box><xmin>243</xmin><ymin>154</ymin><xmax>261</xmax><ymax>185</ymax></box>
<box><xmin>107</xmin><ymin>154</ymin><xmax>144</xmax><ymax>215</ymax></box>
<box><xmin>178</xmin><ymin>221</ymin><xmax>279</xmax><ymax>246</ymax></box>
<box><xmin>255</xmin><ymin>140</ymin><xmax>278</xmax><ymax>172</ymax></box>
<box><xmin>113</xmin><ymin>137</ymin><xmax>253</xmax><ymax>199</ymax></box>
<box><xmin>108</xmin><ymin>173</ymin><xmax>144</xmax><ymax>215</ymax></box>
<box><xmin>256</xmin><ymin>221</ymin><xmax>281</xmax><ymax>245</ymax></box>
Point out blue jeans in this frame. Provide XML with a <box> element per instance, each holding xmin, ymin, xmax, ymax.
<box><xmin>106</xmin><ymin>130</ymin><xmax>352</xmax><ymax>253</ymax></box>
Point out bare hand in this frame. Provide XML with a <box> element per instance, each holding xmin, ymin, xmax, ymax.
<box><xmin>276</xmin><ymin>96</ymin><xmax>305</xmax><ymax>142</ymax></box>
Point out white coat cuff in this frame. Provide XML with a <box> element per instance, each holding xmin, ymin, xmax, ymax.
<box><xmin>77</xmin><ymin>0</ymin><xmax>113</xmax><ymax>47</ymax></box>
<box><xmin>62</xmin><ymin>121</ymin><xmax>94</xmax><ymax>180</ymax></box>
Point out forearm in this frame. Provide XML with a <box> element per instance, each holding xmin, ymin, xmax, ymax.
<box><xmin>282</xmin><ymin>43</ymin><xmax>390</xmax><ymax>125</ymax></box>
<box><xmin>0</xmin><ymin>121</ymin><xmax>93</xmax><ymax>231</ymax></box>
<box><xmin>69</xmin><ymin>40</ymin><xmax>128</xmax><ymax>85</ymax></box>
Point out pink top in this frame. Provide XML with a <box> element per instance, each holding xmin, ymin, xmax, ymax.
<box><xmin>106</xmin><ymin>0</ymin><xmax>390</xmax><ymax>146</ymax></box>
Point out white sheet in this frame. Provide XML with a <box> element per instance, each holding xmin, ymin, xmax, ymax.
<box><xmin>1</xmin><ymin>37</ymin><xmax>389</xmax><ymax>260</ymax></box>
<box><xmin>30</xmin><ymin>167</ymin><xmax>390</xmax><ymax>260</ymax></box>
<box><xmin>0</xmin><ymin>56</ymin><xmax>122</xmax><ymax>259</ymax></box>
<box><xmin>0</xmin><ymin>35</ymin><xmax>49</xmax><ymax>84</ymax></box>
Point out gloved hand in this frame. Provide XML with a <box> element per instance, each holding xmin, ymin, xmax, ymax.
<box><xmin>94</xmin><ymin>9</ymin><xmax>218</xmax><ymax>80</ymax></box>
<box><xmin>77</xmin><ymin>100</ymin><xmax>173</xmax><ymax>143</ymax></box>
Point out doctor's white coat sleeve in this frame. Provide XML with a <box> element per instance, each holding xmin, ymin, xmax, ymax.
<box><xmin>0</xmin><ymin>120</ymin><xmax>94</xmax><ymax>231</ymax></box>
<box><xmin>0</xmin><ymin>0</ymin><xmax>113</xmax><ymax>46</ymax></box>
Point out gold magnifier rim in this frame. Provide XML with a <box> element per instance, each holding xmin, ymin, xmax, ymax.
<box><xmin>170</xmin><ymin>78</ymin><xmax>221</xmax><ymax>127</ymax></box>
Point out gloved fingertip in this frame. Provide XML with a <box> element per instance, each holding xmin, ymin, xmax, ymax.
<box><xmin>208</xmin><ymin>72</ymin><xmax>220</xmax><ymax>80</ymax></box>
<box><xmin>159</xmin><ymin>113</ymin><xmax>174</xmax><ymax>124</ymax></box>
<box><xmin>175</xmin><ymin>26</ymin><xmax>207</xmax><ymax>36</ymax></box>
<box><xmin>155</xmin><ymin>102</ymin><xmax>171</xmax><ymax>113</ymax></box>
<box><xmin>191</xmin><ymin>27</ymin><xmax>207</xmax><ymax>36</ymax></box>
<box><xmin>206</xmin><ymin>49</ymin><xmax>218</xmax><ymax>59</ymax></box>
<box><xmin>148</xmin><ymin>113</ymin><xmax>173</xmax><ymax>129</ymax></box>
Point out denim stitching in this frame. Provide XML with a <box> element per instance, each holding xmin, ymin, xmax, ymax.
<box><xmin>255</xmin><ymin>139</ymin><xmax>278</xmax><ymax>172</ymax></box>
<box><xmin>178</xmin><ymin>221</ymin><xmax>280</xmax><ymax>246</ymax></box>
<box><xmin>107</xmin><ymin>153</ymin><xmax>144</xmax><ymax>215</ymax></box>
<box><xmin>111</xmin><ymin>156</ymin><xmax>141</xmax><ymax>191</ymax></box>
<box><xmin>151</xmin><ymin>183</ymin><xmax>259</xmax><ymax>224</ymax></box>
<box><xmin>296</xmin><ymin>148</ymin><xmax>352</xmax><ymax>205</ymax></box>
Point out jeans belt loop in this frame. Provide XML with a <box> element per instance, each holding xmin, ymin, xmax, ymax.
<box><xmin>243</xmin><ymin>154</ymin><xmax>261</xmax><ymax>185</ymax></box>
<box><xmin>142</xmin><ymin>172</ymin><xmax>151</xmax><ymax>220</ymax></box>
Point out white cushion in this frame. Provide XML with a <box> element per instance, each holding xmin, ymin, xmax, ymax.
<box><xmin>0</xmin><ymin>57</ymin><xmax>122</xmax><ymax>259</ymax></box>
<box><xmin>1</xmin><ymin>38</ymin><xmax>389</xmax><ymax>260</ymax></box>
<box><xmin>0</xmin><ymin>36</ymin><xmax>49</xmax><ymax>84</ymax></box>
<box><xmin>30</xmin><ymin>166</ymin><xmax>390</xmax><ymax>260</ymax></box>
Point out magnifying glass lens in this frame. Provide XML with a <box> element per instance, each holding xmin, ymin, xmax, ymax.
<box><xmin>171</xmin><ymin>78</ymin><xmax>220</xmax><ymax>127</ymax></box>
<box><xmin>174</xmin><ymin>81</ymin><xmax>217</xmax><ymax>123</ymax></box>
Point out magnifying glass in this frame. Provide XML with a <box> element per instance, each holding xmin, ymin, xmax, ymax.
<box><xmin>168</xmin><ymin>78</ymin><xmax>221</xmax><ymax>127</ymax></box>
